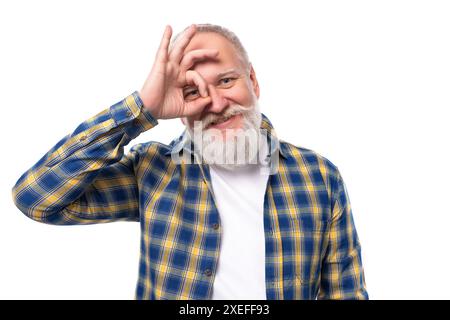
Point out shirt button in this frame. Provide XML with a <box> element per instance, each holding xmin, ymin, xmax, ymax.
<box><xmin>126</xmin><ymin>110</ymin><xmax>132</xmax><ymax>117</ymax></box>
<box><xmin>212</xmin><ymin>223</ymin><xmax>219</xmax><ymax>230</ymax></box>
<box><xmin>204</xmin><ymin>269</ymin><xmax>212</xmax><ymax>277</ymax></box>
<box><xmin>79</xmin><ymin>135</ymin><xmax>87</xmax><ymax>141</ymax></box>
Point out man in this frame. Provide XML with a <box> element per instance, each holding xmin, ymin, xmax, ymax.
<box><xmin>12</xmin><ymin>24</ymin><xmax>368</xmax><ymax>300</ymax></box>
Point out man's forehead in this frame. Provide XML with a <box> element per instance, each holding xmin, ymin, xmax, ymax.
<box><xmin>184</xmin><ymin>32</ymin><xmax>237</xmax><ymax>57</ymax></box>
<box><xmin>183</xmin><ymin>32</ymin><xmax>244</xmax><ymax>75</ymax></box>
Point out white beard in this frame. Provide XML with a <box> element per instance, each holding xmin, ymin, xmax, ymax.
<box><xmin>185</xmin><ymin>100</ymin><xmax>266</xmax><ymax>170</ymax></box>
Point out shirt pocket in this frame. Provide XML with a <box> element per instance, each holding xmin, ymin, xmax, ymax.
<box><xmin>289</xmin><ymin>212</ymin><xmax>330</xmax><ymax>287</ymax></box>
<box><xmin>293</xmin><ymin>213</ymin><xmax>330</xmax><ymax>234</ymax></box>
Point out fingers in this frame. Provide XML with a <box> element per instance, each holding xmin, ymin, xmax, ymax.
<box><xmin>169</xmin><ymin>24</ymin><xmax>197</xmax><ymax>64</ymax></box>
<box><xmin>182</xmin><ymin>70</ymin><xmax>212</xmax><ymax>116</ymax></box>
<box><xmin>184</xmin><ymin>96</ymin><xmax>212</xmax><ymax>117</ymax></box>
<box><xmin>179</xmin><ymin>49</ymin><xmax>219</xmax><ymax>73</ymax></box>
<box><xmin>185</xmin><ymin>70</ymin><xmax>209</xmax><ymax>98</ymax></box>
<box><xmin>155</xmin><ymin>25</ymin><xmax>172</xmax><ymax>64</ymax></box>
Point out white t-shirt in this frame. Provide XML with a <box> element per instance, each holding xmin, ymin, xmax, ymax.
<box><xmin>209</xmin><ymin>149</ymin><xmax>270</xmax><ymax>300</ymax></box>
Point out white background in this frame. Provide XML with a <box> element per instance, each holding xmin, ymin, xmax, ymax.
<box><xmin>1</xmin><ymin>0</ymin><xmax>449</xmax><ymax>299</ymax></box>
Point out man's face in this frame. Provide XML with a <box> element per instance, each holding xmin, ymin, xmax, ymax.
<box><xmin>181</xmin><ymin>32</ymin><xmax>260</xmax><ymax>132</ymax></box>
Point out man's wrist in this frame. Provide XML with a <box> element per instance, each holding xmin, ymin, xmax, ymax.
<box><xmin>138</xmin><ymin>90</ymin><xmax>160</xmax><ymax>120</ymax></box>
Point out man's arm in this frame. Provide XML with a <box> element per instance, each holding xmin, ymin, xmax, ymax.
<box><xmin>12</xmin><ymin>92</ymin><xmax>157</xmax><ymax>225</ymax></box>
<box><xmin>12</xmin><ymin>24</ymin><xmax>216</xmax><ymax>225</ymax></box>
<box><xmin>318</xmin><ymin>169</ymin><xmax>369</xmax><ymax>299</ymax></box>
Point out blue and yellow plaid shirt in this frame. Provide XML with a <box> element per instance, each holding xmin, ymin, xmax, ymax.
<box><xmin>12</xmin><ymin>92</ymin><xmax>368</xmax><ymax>300</ymax></box>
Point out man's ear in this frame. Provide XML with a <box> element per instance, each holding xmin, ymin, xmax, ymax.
<box><xmin>249</xmin><ymin>63</ymin><xmax>260</xmax><ymax>99</ymax></box>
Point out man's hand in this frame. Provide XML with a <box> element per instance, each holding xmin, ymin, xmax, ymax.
<box><xmin>139</xmin><ymin>24</ymin><xmax>218</xmax><ymax>120</ymax></box>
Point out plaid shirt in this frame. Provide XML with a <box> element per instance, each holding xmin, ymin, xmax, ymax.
<box><xmin>12</xmin><ymin>92</ymin><xmax>368</xmax><ymax>300</ymax></box>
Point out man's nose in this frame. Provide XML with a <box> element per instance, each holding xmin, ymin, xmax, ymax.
<box><xmin>205</xmin><ymin>84</ymin><xmax>229</xmax><ymax>114</ymax></box>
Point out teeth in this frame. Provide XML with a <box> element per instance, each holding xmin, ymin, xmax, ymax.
<box><xmin>210</xmin><ymin>114</ymin><xmax>233</xmax><ymax>126</ymax></box>
<box><xmin>206</xmin><ymin>112</ymin><xmax>242</xmax><ymax>128</ymax></box>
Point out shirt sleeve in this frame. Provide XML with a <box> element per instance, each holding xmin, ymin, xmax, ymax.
<box><xmin>317</xmin><ymin>169</ymin><xmax>369</xmax><ymax>299</ymax></box>
<box><xmin>11</xmin><ymin>91</ymin><xmax>158</xmax><ymax>225</ymax></box>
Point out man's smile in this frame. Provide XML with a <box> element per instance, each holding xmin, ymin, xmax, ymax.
<box><xmin>206</xmin><ymin>113</ymin><xmax>241</xmax><ymax>130</ymax></box>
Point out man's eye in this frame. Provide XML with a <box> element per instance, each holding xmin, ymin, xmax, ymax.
<box><xmin>219</xmin><ymin>77</ymin><xmax>236</xmax><ymax>85</ymax></box>
<box><xmin>184</xmin><ymin>89</ymin><xmax>200</xmax><ymax>100</ymax></box>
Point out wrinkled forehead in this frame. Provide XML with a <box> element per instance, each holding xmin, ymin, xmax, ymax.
<box><xmin>183</xmin><ymin>32</ymin><xmax>246</xmax><ymax>76</ymax></box>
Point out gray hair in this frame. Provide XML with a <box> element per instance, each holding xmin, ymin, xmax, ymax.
<box><xmin>170</xmin><ymin>23</ymin><xmax>251</xmax><ymax>72</ymax></box>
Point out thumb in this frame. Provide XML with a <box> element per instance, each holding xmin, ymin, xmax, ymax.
<box><xmin>183</xmin><ymin>96</ymin><xmax>211</xmax><ymax>117</ymax></box>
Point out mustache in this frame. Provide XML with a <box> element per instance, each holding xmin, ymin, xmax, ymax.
<box><xmin>198</xmin><ymin>104</ymin><xmax>251</xmax><ymax>130</ymax></box>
